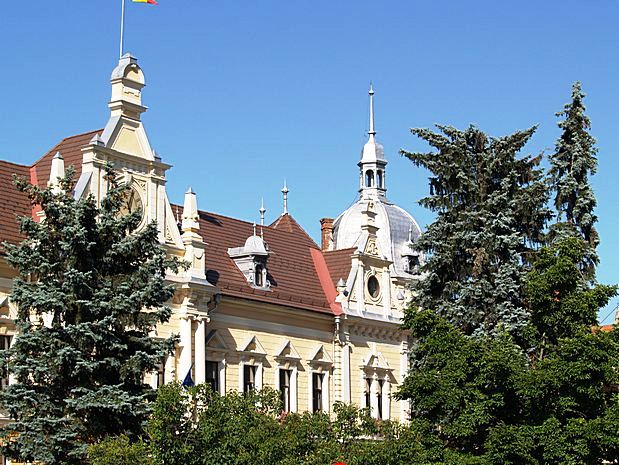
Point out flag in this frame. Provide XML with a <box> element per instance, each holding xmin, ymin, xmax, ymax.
<box><xmin>182</xmin><ymin>366</ymin><xmax>195</xmax><ymax>388</ymax></box>
<box><xmin>132</xmin><ymin>0</ymin><xmax>158</xmax><ymax>4</ymax></box>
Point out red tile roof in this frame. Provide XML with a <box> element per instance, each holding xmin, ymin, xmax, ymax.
<box><xmin>191</xmin><ymin>209</ymin><xmax>336</xmax><ymax>315</ymax></box>
<box><xmin>323</xmin><ymin>248</ymin><xmax>355</xmax><ymax>286</ymax></box>
<box><xmin>0</xmin><ymin>131</ymin><xmax>355</xmax><ymax>317</ymax></box>
<box><xmin>0</xmin><ymin>160</ymin><xmax>31</xmax><ymax>247</ymax></box>
<box><xmin>30</xmin><ymin>130</ymin><xmax>102</xmax><ymax>190</ymax></box>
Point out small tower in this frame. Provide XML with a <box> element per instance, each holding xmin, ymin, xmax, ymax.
<box><xmin>48</xmin><ymin>152</ymin><xmax>65</xmax><ymax>194</ymax></box>
<box><xmin>181</xmin><ymin>187</ymin><xmax>207</xmax><ymax>280</ymax></box>
<box><xmin>359</xmin><ymin>84</ymin><xmax>387</xmax><ymax>200</ymax></box>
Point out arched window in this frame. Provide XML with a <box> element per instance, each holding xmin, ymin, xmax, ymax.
<box><xmin>255</xmin><ymin>265</ymin><xmax>263</xmax><ymax>287</ymax></box>
<box><xmin>377</xmin><ymin>170</ymin><xmax>383</xmax><ymax>189</ymax></box>
<box><xmin>365</xmin><ymin>170</ymin><xmax>374</xmax><ymax>188</ymax></box>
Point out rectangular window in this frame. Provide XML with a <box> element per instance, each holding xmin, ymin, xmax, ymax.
<box><xmin>312</xmin><ymin>372</ymin><xmax>324</xmax><ymax>412</ymax></box>
<box><xmin>365</xmin><ymin>377</ymin><xmax>372</xmax><ymax>410</ymax></box>
<box><xmin>243</xmin><ymin>365</ymin><xmax>257</xmax><ymax>394</ymax></box>
<box><xmin>279</xmin><ymin>369</ymin><xmax>292</xmax><ymax>412</ymax></box>
<box><xmin>206</xmin><ymin>361</ymin><xmax>219</xmax><ymax>393</ymax></box>
<box><xmin>156</xmin><ymin>361</ymin><xmax>165</xmax><ymax>388</ymax></box>
<box><xmin>0</xmin><ymin>336</ymin><xmax>11</xmax><ymax>390</ymax></box>
<box><xmin>377</xmin><ymin>379</ymin><xmax>384</xmax><ymax>419</ymax></box>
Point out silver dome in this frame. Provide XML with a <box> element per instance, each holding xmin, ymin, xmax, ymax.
<box><xmin>332</xmin><ymin>198</ymin><xmax>422</xmax><ymax>277</ymax></box>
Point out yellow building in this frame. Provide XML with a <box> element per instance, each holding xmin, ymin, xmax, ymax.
<box><xmin>0</xmin><ymin>55</ymin><xmax>422</xmax><ymax>429</ymax></box>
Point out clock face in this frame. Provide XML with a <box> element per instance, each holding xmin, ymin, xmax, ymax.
<box><xmin>120</xmin><ymin>187</ymin><xmax>144</xmax><ymax>220</ymax></box>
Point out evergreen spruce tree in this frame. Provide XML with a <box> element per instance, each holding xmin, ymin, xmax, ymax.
<box><xmin>402</xmin><ymin>125</ymin><xmax>550</xmax><ymax>336</ymax></box>
<box><xmin>0</xmin><ymin>168</ymin><xmax>180</xmax><ymax>464</ymax></box>
<box><xmin>549</xmin><ymin>82</ymin><xmax>599</xmax><ymax>280</ymax></box>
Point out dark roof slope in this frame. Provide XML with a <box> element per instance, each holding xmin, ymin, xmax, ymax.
<box><xmin>195</xmin><ymin>209</ymin><xmax>335</xmax><ymax>315</ymax></box>
<box><xmin>31</xmin><ymin>130</ymin><xmax>102</xmax><ymax>189</ymax></box>
<box><xmin>323</xmin><ymin>248</ymin><xmax>355</xmax><ymax>286</ymax></box>
<box><xmin>0</xmin><ymin>160</ymin><xmax>30</xmax><ymax>247</ymax></box>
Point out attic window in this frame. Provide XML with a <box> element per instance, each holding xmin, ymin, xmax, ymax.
<box><xmin>255</xmin><ymin>265</ymin><xmax>264</xmax><ymax>287</ymax></box>
<box><xmin>406</xmin><ymin>255</ymin><xmax>420</xmax><ymax>274</ymax></box>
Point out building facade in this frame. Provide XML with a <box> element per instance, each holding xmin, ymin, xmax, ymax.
<box><xmin>0</xmin><ymin>55</ymin><xmax>422</xmax><ymax>426</ymax></box>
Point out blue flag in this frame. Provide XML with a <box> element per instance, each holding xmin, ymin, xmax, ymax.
<box><xmin>182</xmin><ymin>365</ymin><xmax>194</xmax><ymax>388</ymax></box>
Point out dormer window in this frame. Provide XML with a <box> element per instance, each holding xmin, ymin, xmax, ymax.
<box><xmin>255</xmin><ymin>265</ymin><xmax>264</xmax><ymax>287</ymax></box>
<box><xmin>228</xmin><ymin>228</ymin><xmax>271</xmax><ymax>290</ymax></box>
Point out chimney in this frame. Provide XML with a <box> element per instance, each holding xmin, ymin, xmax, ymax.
<box><xmin>320</xmin><ymin>218</ymin><xmax>334</xmax><ymax>251</ymax></box>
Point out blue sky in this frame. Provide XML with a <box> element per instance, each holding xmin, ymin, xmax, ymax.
<box><xmin>1</xmin><ymin>1</ymin><xmax>618</xmax><ymax>321</ymax></box>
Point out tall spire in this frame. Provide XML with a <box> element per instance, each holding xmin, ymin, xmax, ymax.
<box><xmin>359</xmin><ymin>84</ymin><xmax>387</xmax><ymax>199</ymax></box>
<box><xmin>368</xmin><ymin>82</ymin><xmax>376</xmax><ymax>138</ymax></box>
<box><xmin>281</xmin><ymin>181</ymin><xmax>289</xmax><ymax>215</ymax></box>
<box><xmin>259</xmin><ymin>198</ymin><xmax>266</xmax><ymax>225</ymax></box>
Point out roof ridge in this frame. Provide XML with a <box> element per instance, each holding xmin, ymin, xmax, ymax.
<box><xmin>0</xmin><ymin>159</ymin><xmax>30</xmax><ymax>169</ymax></box>
<box><xmin>171</xmin><ymin>203</ymin><xmax>278</xmax><ymax>230</ymax></box>
<box><xmin>270</xmin><ymin>213</ymin><xmax>318</xmax><ymax>248</ymax></box>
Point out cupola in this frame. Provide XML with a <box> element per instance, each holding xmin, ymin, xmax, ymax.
<box><xmin>358</xmin><ymin>84</ymin><xmax>387</xmax><ymax>200</ymax></box>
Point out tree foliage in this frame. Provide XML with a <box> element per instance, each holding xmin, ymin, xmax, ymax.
<box><xmin>399</xmin><ymin>238</ymin><xmax>619</xmax><ymax>464</ymax></box>
<box><xmin>549</xmin><ymin>82</ymin><xmax>600</xmax><ymax>280</ymax></box>
<box><xmin>401</xmin><ymin>125</ymin><xmax>550</xmax><ymax>336</ymax></box>
<box><xmin>91</xmin><ymin>384</ymin><xmax>446</xmax><ymax>465</ymax></box>
<box><xmin>0</xmin><ymin>168</ymin><xmax>180</xmax><ymax>464</ymax></box>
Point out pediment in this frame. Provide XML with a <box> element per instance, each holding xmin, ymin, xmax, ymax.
<box><xmin>308</xmin><ymin>344</ymin><xmax>333</xmax><ymax>365</ymax></box>
<box><xmin>206</xmin><ymin>330</ymin><xmax>228</xmax><ymax>352</ymax></box>
<box><xmin>362</xmin><ymin>345</ymin><xmax>392</xmax><ymax>371</ymax></box>
<box><xmin>275</xmin><ymin>340</ymin><xmax>301</xmax><ymax>360</ymax></box>
<box><xmin>239</xmin><ymin>335</ymin><xmax>266</xmax><ymax>355</ymax></box>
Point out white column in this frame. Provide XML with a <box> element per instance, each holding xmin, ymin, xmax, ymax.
<box><xmin>357</xmin><ymin>266</ymin><xmax>366</xmax><ymax>313</ymax></box>
<box><xmin>256</xmin><ymin>362</ymin><xmax>263</xmax><ymax>390</ymax></box>
<box><xmin>194</xmin><ymin>318</ymin><xmax>206</xmax><ymax>384</ymax></box>
<box><xmin>149</xmin><ymin>371</ymin><xmax>158</xmax><ymax>389</ymax></box>
<box><xmin>342</xmin><ymin>344</ymin><xmax>351</xmax><ymax>403</ymax></box>
<box><xmin>179</xmin><ymin>315</ymin><xmax>193</xmax><ymax>381</ymax></box>
<box><xmin>291</xmin><ymin>366</ymin><xmax>298</xmax><ymax>412</ymax></box>
<box><xmin>382</xmin><ymin>273</ymin><xmax>391</xmax><ymax>315</ymax></box>
<box><xmin>383</xmin><ymin>378</ymin><xmax>391</xmax><ymax>420</ymax></box>
<box><xmin>323</xmin><ymin>369</ymin><xmax>330</xmax><ymax>412</ymax></box>
<box><xmin>307</xmin><ymin>370</ymin><xmax>314</xmax><ymax>412</ymax></box>
<box><xmin>400</xmin><ymin>339</ymin><xmax>410</xmax><ymax>422</ymax></box>
<box><xmin>219</xmin><ymin>360</ymin><xmax>227</xmax><ymax>395</ymax></box>
<box><xmin>370</xmin><ymin>373</ymin><xmax>379</xmax><ymax>419</ymax></box>
<box><xmin>238</xmin><ymin>362</ymin><xmax>245</xmax><ymax>392</ymax></box>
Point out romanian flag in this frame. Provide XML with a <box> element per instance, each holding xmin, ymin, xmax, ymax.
<box><xmin>132</xmin><ymin>0</ymin><xmax>158</xmax><ymax>4</ymax></box>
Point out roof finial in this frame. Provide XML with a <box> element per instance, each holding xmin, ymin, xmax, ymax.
<box><xmin>368</xmin><ymin>82</ymin><xmax>376</xmax><ymax>138</ymax></box>
<box><xmin>253</xmin><ymin>222</ymin><xmax>257</xmax><ymax>237</ymax></box>
<box><xmin>259</xmin><ymin>198</ymin><xmax>266</xmax><ymax>226</ymax></box>
<box><xmin>281</xmin><ymin>180</ymin><xmax>289</xmax><ymax>215</ymax></box>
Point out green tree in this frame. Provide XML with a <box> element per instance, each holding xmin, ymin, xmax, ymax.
<box><xmin>549</xmin><ymin>82</ymin><xmax>599</xmax><ymax>280</ymax></box>
<box><xmin>401</xmin><ymin>125</ymin><xmax>549</xmax><ymax>336</ymax></box>
<box><xmin>398</xmin><ymin>238</ymin><xmax>619</xmax><ymax>464</ymax></box>
<box><xmin>0</xmin><ymin>168</ymin><xmax>180</xmax><ymax>464</ymax></box>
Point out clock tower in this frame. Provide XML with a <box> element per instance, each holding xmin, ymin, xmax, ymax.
<box><xmin>74</xmin><ymin>54</ymin><xmax>184</xmax><ymax>251</ymax></box>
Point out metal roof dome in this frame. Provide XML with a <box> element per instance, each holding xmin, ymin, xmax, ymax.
<box><xmin>332</xmin><ymin>198</ymin><xmax>421</xmax><ymax>277</ymax></box>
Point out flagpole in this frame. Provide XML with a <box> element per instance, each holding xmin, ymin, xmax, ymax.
<box><xmin>119</xmin><ymin>0</ymin><xmax>126</xmax><ymax>59</ymax></box>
